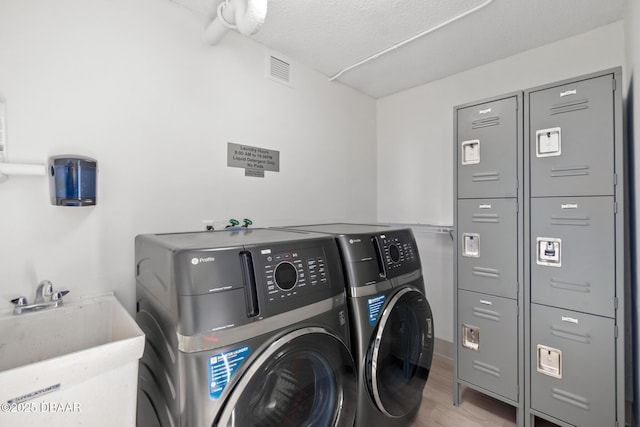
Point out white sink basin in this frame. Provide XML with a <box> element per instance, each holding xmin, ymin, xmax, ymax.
<box><xmin>0</xmin><ymin>294</ymin><xmax>144</xmax><ymax>426</ymax></box>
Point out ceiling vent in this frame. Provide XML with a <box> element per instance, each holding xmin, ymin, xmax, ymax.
<box><xmin>267</xmin><ymin>54</ymin><xmax>292</xmax><ymax>87</ymax></box>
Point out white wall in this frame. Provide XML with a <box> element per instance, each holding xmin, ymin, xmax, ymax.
<box><xmin>378</xmin><ymin>21</ymin><xmax>626</xmax><ymax>343</ymax></box>
<box><xmin>0</xmin><ymin>0</ymin><xmax>377</xmax><ymax>313</ymax></box>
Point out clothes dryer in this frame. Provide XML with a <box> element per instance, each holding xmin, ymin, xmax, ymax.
<box><xmin>135</xmin><ymin>229</ymin><xmax>357</xmax><ymax>427</ymax></box>
<box><xmin>280</xmin><ymin>224</ymin><xmax>434</xmax><ymax>427</ymax></box>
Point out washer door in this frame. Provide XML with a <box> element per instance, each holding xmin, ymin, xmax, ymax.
<box><xmin>365</xmin><ymin>287</ymin><xmax>434</xmax><ymax>418</ymax></box>
<box><xmin>213</xmin><ymin>327</ymin><xmax>357</xmax><ymax>427</ymax></box>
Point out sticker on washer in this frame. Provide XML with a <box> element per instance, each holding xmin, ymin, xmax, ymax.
<box><xmin>368</xmin><ymin>295</ymin><xmax>386</xmax><ymax>326</ymax></box>
<box><xmin>208</xmin><ymin>346</ymin><xmax>251</xmax><ymax>400</ymax></box>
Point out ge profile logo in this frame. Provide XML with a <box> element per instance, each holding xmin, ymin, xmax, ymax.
<box><xmin>192</xmin><ymin>256</ymin><xmax>216</xmax><ymax>265</ymax></box>
<box><xmin>349</xmin><ymin>238</ymin><xmax>361</xmax><ymax>244</ymax></box>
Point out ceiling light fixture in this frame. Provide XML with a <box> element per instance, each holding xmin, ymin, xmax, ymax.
<box><xmin>205</xmin><ymin>0</ymin><xmax>268</xmax><ymax>45</ymax></box>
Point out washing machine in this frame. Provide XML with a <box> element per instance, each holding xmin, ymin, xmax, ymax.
<box><xmin>280</xmin><ymin>224</ymin><xmax>434</xmax><ymax>427</ymax></box>
<box><xmin>134</xmin><ymin>228</ymin><xmax>357</xmax><ymax>427</ymax></box>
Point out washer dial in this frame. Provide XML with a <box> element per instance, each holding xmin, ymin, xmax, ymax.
<box><xmin>274</xmin><ymin>261</ymin><xmax>298</xmax><ymax>290</ymax></box>
<box><xmin>389</xmin><ymin>244</ymin><xmax>401</xmax><ymax>263</ymax></box>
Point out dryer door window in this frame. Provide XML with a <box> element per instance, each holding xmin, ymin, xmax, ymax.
<box><xmin>214</xmin><ymin>327</ymin><xmax>357</xmax><ymax>427</ymax></box>
<box><xmin>365</xmin><ymin>287</ymin><xmax>434</xmax><ymax>418</ymax></box>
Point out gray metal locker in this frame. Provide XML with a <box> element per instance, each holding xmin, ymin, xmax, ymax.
<box><xmin>457</xmin><ymin>198</ymin><xmax>518</xmax><ymax>299</ymax></box>
<box><xmin>457</xmin><ymin>290</ymin><xmax>519</xmax><ymax>402</ymax></box>
<box><xmin>530</xmin><ymin>196</ymin><xmax>615</xmax><ymax>318</ymax></box>
<box><xmin>530</xmin><ymin>303</ymin><xmax>616</xmax><ymax>427</ymax></box>
<box><xmin>457</xmin><ymin>95</ymin><xmax>520</xmax><ymax>199</ymax></box>
<box><xmin>528</xmin><ymin>74</ymin><xmax>615</xmax><ymax>198</ymax></box>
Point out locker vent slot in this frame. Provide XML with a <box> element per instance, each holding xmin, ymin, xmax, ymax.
<box><xmin>550</xmin><ymin>325</ymin><xmax>591</xmax><ymax>343</ymax></box>
<box><xmin>550</xmin><ymin>277</ymin><xmax>591</xmax><ymax>293</ymax></box>
<box><xmin>549</xmin><ymin>165</ymin><xmax>590</xmax><ymax>177</ymax></box>
<box><xmin>550</xmin><ymin>215</ymin><xmax>590</xmax><ymax>226</ymax></box>
<box><xmin>471</xmin><ymin>116</ymin><xmax>500</xmax><ymax>129</ymax></box>
<box><xmin>471</xmin><ymin>213</ymin><xmax>499</xmax><ymax>223</ymax></box>
<box><xmin>472</xmin><ymin>307</ymin><xmax>500</xmax><ymax>322</ymax></box>
<box><xmin>551</xmin><ymin>388</ymin><xmax>590</xmax><ymax>411</ymax></box>
<box><xmin>471</xmin><ymin>171</ymin><xmax>500</xmax><ymax>181</ymax></box>
<box><xmin>472</xmin><ymin>267</ymin><xmax>500</xmax><ymax>279</ymax></box>
<box><xmin>472</xmin><ymin>360</ymin><xmax>500</xmax><ymax>377</ymax></box>
<box><xmin>550</xmin><ymin>99</ymin><xmax>589</xmax><ymax>115</ymax></box>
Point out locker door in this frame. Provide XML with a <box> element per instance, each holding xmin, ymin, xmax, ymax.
<box><xmin>457</xmin><ymin>290</ymin><xmax>518</xmax><ymax>401</ymax></box>
<box><xmin>530</xmin><ymin>304</ymin><xmax>615</xmax><ymax>427</ymax></box>
<box><xmin>457</xmin><ymin>199</ymin><xmax>518</xmax><ymax>299</ymax></box>
<box><xmin>529</xmin><ymin>74</ymin><xmax>615</xmax><ymax>197</ymax></box>
<box><xmin>530</xmin><ymin>196</ymin><xmax>615</xmax><ymax>317</ymax></box>
<box><xmin>457</xmin><ymin>96</ymin><xmax>519</xmax><ymax>199</ymax></box>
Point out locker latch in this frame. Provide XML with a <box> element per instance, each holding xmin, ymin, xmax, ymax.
<box><xmin>537</xmin><ymin>344</ymin><xmax>562</xmax><ymax>379</ymax></box>
<box><xmin>536</xmin><ymin>237</ymin><xmax>561</xmax><ymax>267</ymax></box>
<box><xmin>462</xmin><ymin>324</ymin><xmax>480</xmax><ymax>351</ymax></box>
<box><xmin>536</xmin><ymin>127</ymin><xmax>561</xmax><ymax>158</ymax></box>
<box><xmin>462</xmin><ymin>233</ymin><xmax>480</xmax><ymax>258</ymax></box>
<box><xmin>461</xmin><ymin>140</ymin><xmax>480</xmax><ymax>165</ymax></box>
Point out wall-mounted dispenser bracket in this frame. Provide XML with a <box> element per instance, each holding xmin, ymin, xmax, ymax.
<box><xmin>0</xmin><ymin>96</ymin><xmax>46</xmax><ymax>183</ymax></box>
<box><xmin>0</xmin><ymin>162</ymin><xmax>46</xmax><ymax>183</ymax></box>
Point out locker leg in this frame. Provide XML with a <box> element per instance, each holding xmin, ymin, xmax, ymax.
<box><xmin>516</xmin><ymin>406</ymin><xmax>524</xmax><ymax>427</ymax></box>
<box><xmin>453</xmin><ymin>381</ymin><xmax>461</xmax><ymax>407</ymax></box>
<box><xmin>524</xmin><ymin>410</ymin><xmax>534</xmax><ymax>427</ymax></box>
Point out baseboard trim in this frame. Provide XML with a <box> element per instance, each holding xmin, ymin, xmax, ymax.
<box><xmin>434</xmin><ymin>337</ymin><xmax>453</xmax><ymax>360</ymax></box>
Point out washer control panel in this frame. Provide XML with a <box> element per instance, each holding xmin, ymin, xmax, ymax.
<box><xmin>261</xmin><ymin>247</ymin><xmax>328</xmax><ymax>303</ymax></box>
<box><xmin>375</xmin><ymin>230</ymin><xmax>420</xmax><ymax>278</ymax></box>
<box><xmin>380</xmin><ymin>233</ymin><xmax>417</xmax><ymax>270</ymax></box>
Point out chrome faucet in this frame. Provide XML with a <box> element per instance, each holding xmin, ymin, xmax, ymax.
<box><xmin>10</xmin><ymin>280</ymin><xmax>70</xmax><ymax>315</ymax></box>
<box><xmin>34</xmin><ymin>280</ymin><xmax>54</xmax><ymax>303</ymax></box>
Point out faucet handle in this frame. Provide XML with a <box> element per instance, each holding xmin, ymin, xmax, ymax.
<box><xmin>51</xmin><ymin>290</ymin><xmax>70</xmax><ymax>301</ymax></box>
<box><xmin>10</xmin><ymin>296</ymin><xmax>28</xmax><ymax>306</ymax></box>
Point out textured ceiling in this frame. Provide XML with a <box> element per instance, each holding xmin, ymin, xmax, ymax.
<box><xmin>172</xmin><ymin>0</ymin><xmax>625</xmax><ymax>98</ymax></box>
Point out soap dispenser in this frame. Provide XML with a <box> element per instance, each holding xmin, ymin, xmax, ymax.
<box><xmin>49</xmin><ymin>155</ymin><xmax>97</xmax><ymax>206</ymax></box>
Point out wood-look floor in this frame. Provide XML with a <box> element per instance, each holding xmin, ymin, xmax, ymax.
<box><xmin>412</xmin><ymin>355</ymin><xmax>558</xmax><ymax>427</ymax></box>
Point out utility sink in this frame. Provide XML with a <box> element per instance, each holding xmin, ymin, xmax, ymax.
<box><xmin>0</xmin><ymin>294</ymin><xmax>144</xmax><ymax>426</ymax></box>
